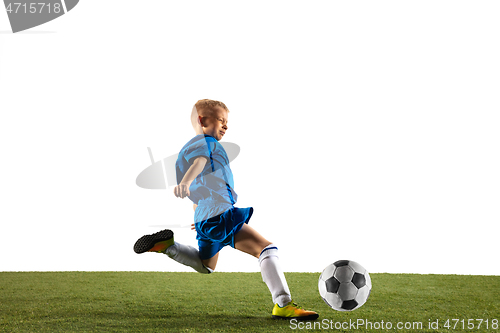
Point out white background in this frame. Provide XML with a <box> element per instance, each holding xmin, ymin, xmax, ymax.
<box><xmin>1</xmin><ymin>1</ymin><xmax>499</xmax><ymax>275</ymax></box>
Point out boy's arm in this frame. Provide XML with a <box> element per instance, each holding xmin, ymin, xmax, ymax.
<box><xmin>173</xmin><ymin>156</ymin><xmax>208</xmax><ymax>198</ymax></box>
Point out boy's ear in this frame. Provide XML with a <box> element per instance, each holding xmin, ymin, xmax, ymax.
<box><xmin>198</xmin><ymin>116</ymin><xmax>205</xmax><ymax>127</ymax></box>
<box><xmin>191</xmin><ymin>105</ymin><xmax>204</xmax><ymax>135</ymax></box>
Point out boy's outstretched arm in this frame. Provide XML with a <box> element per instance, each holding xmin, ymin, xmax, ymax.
<box><xmin>173</xmin><ymin>156</ymin><xmax>208</xmax><ymax>198</ymax></box>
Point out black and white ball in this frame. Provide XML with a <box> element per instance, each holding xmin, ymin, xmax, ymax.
<box><xmin>318</xmin><ymin>260</ymin><xmax>372</xmax><ymax>311</ymax></box>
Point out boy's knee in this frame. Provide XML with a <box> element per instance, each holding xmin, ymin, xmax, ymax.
<box><xmin>258</xmin><ymin>243</ymin><xmax>279</xmax><ymax>264</ymax></box>
<box><xmin>254</xmin><ymin>241</ymin><xmax>272</xmax><ymax>258</ymax></box>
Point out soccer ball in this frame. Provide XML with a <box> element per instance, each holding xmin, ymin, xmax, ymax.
<box><xmin>318</xmin><ymin>260</ymin><xmax>372</xmax><ymax>311</ymax></box>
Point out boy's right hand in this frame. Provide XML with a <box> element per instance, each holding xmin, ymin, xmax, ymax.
<box><xmin>173</xmin><ymin>183</ymin><xmax>190</xmax><ymax>198</ymax></box>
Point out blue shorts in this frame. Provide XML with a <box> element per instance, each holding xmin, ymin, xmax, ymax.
<box><xmin>195</xmin><ymin>206</ymin><xmax>254</xmax><ymax>260</ymax></box>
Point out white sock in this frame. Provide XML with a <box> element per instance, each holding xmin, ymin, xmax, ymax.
<box><xmin>259</xmin><ymin>244</ymin><xmax>292</xmax><ymax>307</ymax></box>
<box><xmin>165</xmin><ymin>242</ymin><xmax>212</xmax><ymax>274</ymax></box>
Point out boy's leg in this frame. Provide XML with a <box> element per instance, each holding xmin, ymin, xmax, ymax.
<box><xmin>234</xmin><ymin>224</ymin><xmax>292</xmax><ymax>306</ymax></box>
<box><xmin>134</xmin><ymin>229</ymin><xmax>212</xmax><ymax>274</ymax></box>
<box><xmin>234</xmin><ymin>224</ymin><xmax>291</xmax><ymax>305</ymax></box>
<box><xmin>258</xmin><ymin>244</ymin><xmax>292</xmax><ymax>306</ymax></box>
<box><xmin>234</xmin><ymin>224</ymin><xmax>318</xmax><ymax>320</ymax></box>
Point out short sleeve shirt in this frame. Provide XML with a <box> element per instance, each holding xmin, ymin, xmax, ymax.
<box><xmin>175</xmin><ymin>134</ymin><xmax>237</xmax><ymax>206</ymax></box>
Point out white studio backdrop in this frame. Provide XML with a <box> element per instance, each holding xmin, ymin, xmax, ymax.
<box><xmin>0</xmin><ymin>1</ymin><xmax>499</xmax><ymax>275</ymax></box>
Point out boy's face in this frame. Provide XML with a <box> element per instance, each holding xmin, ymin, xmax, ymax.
<box><xmin>200</xmin><ymin>106</ymin><xmax>228</xmax><ymax>141</ymax></box>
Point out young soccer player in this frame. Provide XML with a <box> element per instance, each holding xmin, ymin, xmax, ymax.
<box><xmin>134</xmin><ymin>99</ymin><xmax>318</xmax><ymax>320</ymax></box>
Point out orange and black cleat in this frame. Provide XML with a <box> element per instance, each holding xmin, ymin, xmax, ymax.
<box><xmin>134</xmin><ymin>229</ymin><xmax>174</xmax><ymax>254</ymax></box>
<box><xmin>272</xmin><ymin>301</ymin><xmax>319</xmax><ymax>321</ymax></box>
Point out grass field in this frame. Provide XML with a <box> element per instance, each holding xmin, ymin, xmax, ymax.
<box><xmin>0</xmin><ymin>272</ymin><xmax>499</xmax><ymax>333</ymax></box>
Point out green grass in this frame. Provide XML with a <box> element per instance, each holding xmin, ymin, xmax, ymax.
<box><xmin>0</xmin><ymin>272</ymin><xmax>499</xmax><ymax>332</ymax></box>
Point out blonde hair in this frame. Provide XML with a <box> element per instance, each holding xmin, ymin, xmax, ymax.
<box><xmin>194</xmin><ymin>99</ymin><xmax>229</xmax><ymax>117</ymax></box>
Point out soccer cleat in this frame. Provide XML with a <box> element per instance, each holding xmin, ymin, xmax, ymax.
<box><xmin>134</xmin><ymin>229</ymin><xmax>174</xmax><ymax>254</ymax></box>
<box><xmin>272</xmin><ymin>301</ymin><xmax>319</xmax><ymax>320</ymax></box>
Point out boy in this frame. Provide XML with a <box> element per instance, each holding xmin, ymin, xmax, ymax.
<box><xmin>134</xmin><ymin>99</ymin><xmax>318</xmax><ymax>320</ymax></box>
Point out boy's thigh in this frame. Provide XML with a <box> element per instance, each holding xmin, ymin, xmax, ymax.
<box><xmin>234</xmin><ymin>224</ymin><xmax>272</xmax><ymax>258</ymax></box>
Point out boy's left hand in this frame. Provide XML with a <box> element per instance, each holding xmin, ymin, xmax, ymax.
<box><xmin>173</xmin><ymin>183</ymin><xmax>190</xmax><ymax>198</ymax></box>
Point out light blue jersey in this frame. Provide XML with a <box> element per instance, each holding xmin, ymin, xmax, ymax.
<box><xmin>176</xmin><ymin>135</ymin><xmax>236</xmax><ymax>204</ymax></box>
<box><xmin>175</xmin><ymin>134</ymin><xmax>253</xmax><ymax>260</ymax></box>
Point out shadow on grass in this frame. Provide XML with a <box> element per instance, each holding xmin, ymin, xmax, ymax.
<box><xmin>72</xmin><ymin>310</ymin><xmax>290</xmax><ymax>332</ymax></box>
